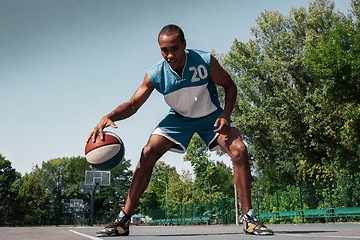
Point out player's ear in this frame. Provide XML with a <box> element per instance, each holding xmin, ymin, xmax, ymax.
<box><xmin>183</xmin><ymin>39</ymin><xmax>187</xmax><ymax>49</ymax></box>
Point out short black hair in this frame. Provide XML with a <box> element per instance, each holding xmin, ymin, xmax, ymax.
<box><xmin>158</xmin><ymin>24</ymin><xmax>185</xmax><ymax>43</ymax></box>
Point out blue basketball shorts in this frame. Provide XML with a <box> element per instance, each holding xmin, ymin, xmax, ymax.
<box><xmin>152</xmin><ymin>109</ymin><xmax>236</xmax><ymax>153</ymax></box>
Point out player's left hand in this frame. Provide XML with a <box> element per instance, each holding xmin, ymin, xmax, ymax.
<box><xmin>214</xmin><ymin>116</ymin><xmax>231</xmax><ymax>134</ymax></box>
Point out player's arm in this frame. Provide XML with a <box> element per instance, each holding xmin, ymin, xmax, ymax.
<box><xmin>210</xmin><ymin>55</ymin><xmax>237</xmax><ymax>134</ymax></box>
<box><xmin>87</xmin><ymin>74</ymin><xmax>154</xmax><ymax>142</ymax></box>
<box><xmin>107</xmin><ymin>73</ymin><xmax>154</xmax><ymax>121</ymax></box>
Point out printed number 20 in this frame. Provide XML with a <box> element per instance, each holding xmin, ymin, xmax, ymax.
<box><xmin>189</xmin><ymin>65</ymin><xmax>208</xmax><ymax>82</ymax></box>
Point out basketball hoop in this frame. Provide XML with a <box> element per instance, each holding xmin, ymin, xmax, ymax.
<box><xmin>81</xmin><ymin>170</ymin><xmax>111</xmax><ymax>226</ymax></box>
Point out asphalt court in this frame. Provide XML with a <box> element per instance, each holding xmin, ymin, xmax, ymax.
<box><xmin>1</xmin><ymin>223</ymin><xmax>360</xmax><ymax>240</ymax></box>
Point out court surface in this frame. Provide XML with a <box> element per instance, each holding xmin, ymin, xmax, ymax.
<box><xmin>1</xmin><ymin>223</ymin><xmax>360</xmax><ymax>240</ymax></box>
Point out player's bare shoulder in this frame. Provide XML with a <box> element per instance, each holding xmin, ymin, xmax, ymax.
<box><xmin>210</xmin><ymin>55</ymin><xmax>233</xmax><ymax>87</ymax></box>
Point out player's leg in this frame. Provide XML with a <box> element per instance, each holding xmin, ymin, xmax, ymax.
<box><xmin>216</xmin><ymin>127</ymin><xmax>252</xmax><ymax>213</ymax></box>
<box><xmin>124</xmin><ymin>111</ymin><xmax>193</xmax><ymax>214</ymax></box>
<box><xmin>96</xmin><ymin>134</ymin><xmax>175</xmax><ymax>237</ymax></box>
<box><xmin>123</xmin><ymin>134</ymin><xmax>175</xmax><ymax>216</ymax></box>
<box><xmin>195</xmin><ymin>110</ymin><xmax>252</xmax><ymax>212</ymax></box>
<box><xmin>216</xmin><ymin>127</ymin><xmax>274</xmax><ymax>235</ymax></box>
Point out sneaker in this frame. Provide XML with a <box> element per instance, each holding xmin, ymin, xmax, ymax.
<box><xmin>243</xmin><ymin>209</ymin><xmax>274</xmax><ymax>235</ymax></box>
<box><xmin>96</xmin><ymin>211</ymin><xmax>130</xmax><ymax>237</ymax></box>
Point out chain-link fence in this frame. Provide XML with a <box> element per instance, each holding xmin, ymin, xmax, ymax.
<box><xmin>141</xmin><ymin>175</ymin><xmax>360</xmax><ymax>225</ymax></box>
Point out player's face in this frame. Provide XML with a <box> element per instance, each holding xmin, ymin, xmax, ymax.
<box><xmin>158</xmin><ymin>33</ymin><xmax>187</xmax><ymax>74</ymax></box>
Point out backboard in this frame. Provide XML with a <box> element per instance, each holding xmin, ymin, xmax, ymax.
<box><xmin>85</xmin><ymin>170</ymin><xmax>110</xmax><ymax>186</ymax></box>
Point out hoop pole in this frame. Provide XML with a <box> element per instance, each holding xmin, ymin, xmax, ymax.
<box><xmin>89</xmin><ymin>183</ymin><xmax>100</xmax><ymax>226</ymax></box>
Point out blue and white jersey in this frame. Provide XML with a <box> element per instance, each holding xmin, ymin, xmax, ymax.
<box><xmin>148</xmin><ymin>49</ymin><xmax>221</xmax><ymax>118</ymax></box>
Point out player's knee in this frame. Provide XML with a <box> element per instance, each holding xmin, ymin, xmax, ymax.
<box><xmin>141</xmin><ymin>144</ymin><xmax>161</xmax><ymax>165</ymax></box>
<box><xmin>231</xmin><ymin>141</ymin><xmax>248</xmax><ymax>165</ymax></box>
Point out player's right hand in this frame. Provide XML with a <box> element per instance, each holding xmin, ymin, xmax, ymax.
<box><xmin>87</xmin><ymin>115</ymin><xmax>117</xmax><ymax>143</ymax></box>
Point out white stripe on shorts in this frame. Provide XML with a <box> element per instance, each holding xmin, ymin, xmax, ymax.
<box><xmin>152</xmin><ymin>127</ymin><xmax>187</xmax><ymax>153</ymax></box>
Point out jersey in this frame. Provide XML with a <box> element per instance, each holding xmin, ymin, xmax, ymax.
<box><xmin>147</xmin><ymin>49</ymin><xmax>221</xmax><ymax>118</ymax></box>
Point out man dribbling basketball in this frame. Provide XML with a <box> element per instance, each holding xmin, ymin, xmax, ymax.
<box><xmin>87</xmin><ymin>24</ymin><xmax>274</xmax><ymax>236</ymax></box>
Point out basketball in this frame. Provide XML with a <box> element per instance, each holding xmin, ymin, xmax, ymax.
<box><xmin>85</xmin><ymin>131</ymin><xmax>125</xmax><ymax>170</ymax></box>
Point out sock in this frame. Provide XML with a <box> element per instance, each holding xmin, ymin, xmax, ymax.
<box><xmin>117</xmin><ymin>210</ymin><xmax>131</xmax><ymax>221</ymax></box>
<box><xmin>247</xmin><ymin>209</ymin><xmax>256</xmax><ymax>219</ymax></box>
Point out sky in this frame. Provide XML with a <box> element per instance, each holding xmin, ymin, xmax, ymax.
<box><xmin>0</xmin><ymin>0</ymin><xmax>352</xmax><ymax>175</ymax></box>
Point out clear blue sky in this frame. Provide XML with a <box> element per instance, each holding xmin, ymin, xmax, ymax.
<box><xmin>0</xmin><ymin>0</ymin><xmax>352</xmax><ymax>175</ymax></box>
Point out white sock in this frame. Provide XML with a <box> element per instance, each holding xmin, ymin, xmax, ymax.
<box><xmin>117</xmin><ymin>211</ymin><xmax>126</xmax><ymax>219</ymax></box>
<box><xmin>247</xmin><ymin>209</ymin><xmax>256</xmax><ymax>219</ymax></box>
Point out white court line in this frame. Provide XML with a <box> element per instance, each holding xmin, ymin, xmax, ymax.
<box><xmin>69</xmin><ymin>226</ymin><xmax>95</xmax><ymax>229</ymax></box>
<box><xmin>280</xmin><ymin>233</ymin><xmax>360</xmax><ymax>239</ymax></box>
<box><xmin>69</xmin><ymin>230</ymin><xmax>102</xmax><ymax>240</ymax></box>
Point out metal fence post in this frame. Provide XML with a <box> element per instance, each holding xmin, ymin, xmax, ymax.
<box><xmin>256</xmin><ymin>191</ymin><xmax>260</xmax><ymax>214</ymax></box>
<box><xmin>299</xmin><ymin>184</ymin><xmax>303</xmax><ymax>210</ymax></box>
<box><xmin>276</xmin><ymin>189</ymin><xmax>279</xmax><ymax>213</ymax></box>
<box><xmin>328</xmin><ymin>180</ymin><xmax>333</xmax><ymax>209</ymax></box>
<box><xmin>227</xmin><ymin>197</ymin><xmax>230</xmax><ymax>224</ymax></box>
<box><xmin>221</xmin><ymin>197</ymin><xmax>225</xmax><ymax>225</ymax></box>
<box><xmin>192</xmin><ymin>202</ymin><xmax>194</xmax><ymax>218</ymax></box>
<box><xmin>234</xmin><ymin>184</ymin><xmax>238</xmax><ymax>226</ymax></box>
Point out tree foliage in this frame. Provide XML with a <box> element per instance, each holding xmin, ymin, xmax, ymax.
<box><xmin>137</xmin><ymin>161</ymin><xmax>179</xmax><ymax>212</ymax></box>
<box><xmin>17</xmin><ymin>157</ymin><xmax>91</xmax><ymax>225</ymax></box>
<box><xmin>0</xmin><ymin>154</ymin><xmax>22</xmax><ymax>225</ymax></box>
<box><xmin>185</xmin><ymin>134</ymin><xmax>234</xmax><ymax>201</ymax></box>
<box><xmin>138</xmin><ymin>140</ymin><xmax>235</xmax><ymax>214</ymax></box>
<box><xmin>96</xmin><ymin>158</ymin><xmax>133</xmax><ymax>215</ymax></box>
<box><xmin>224</xmin><ymin>0</ymin><xmax>360</xmax><ymax>189</ymax></box>
<box><xmin>1</xmin><ymin>155</ymin><xmax>133</xmax><ymax>225</ymax></box>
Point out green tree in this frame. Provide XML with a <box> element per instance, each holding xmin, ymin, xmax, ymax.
<box><xmin>18</xmin><ymin>166</ymin><xmax>51</xmax><ymax>225</ymax></box>
<box><xmin>167</xmin><ymin>170</ymin><xmax>194</xmax><ymax>207</ymax></box>
<box><xmin>304</xmin><ymin>1</ymin><xmax>360</xmax><ymax>177</ymax></box>
<box><xmin>210</xmin><ymin>161</ymin><xmax>234</xmax><ymax>198</ymax></box>
<box><xmin>224</xmin><ymin>0</ymin><xmax>359</xmax><ymax>189</ymax></box>
<box><xmin>0</xmin><ymin>154</ymin><xmax>22</xmax><ymax>225</ymax></box>
<box><xmin>17</xmin><ymin>156</ymin><xmax>133</xmax><ymax>225</ymax></box>
<box><xmin>18</xmin><ymin>156</ymin><xmax>92</xmax><ymax>225</ymax></box>
<box><xmin>64</xmin><ymin>156</ymin><xmax>93</xmax><ymax>198</ymax></box>
<box><xmin>185</xmin><ymin>134</ymin><xmax>216</xmax><ymax>201</ymax></box>
<box><xmin>95</xmin><ymin>158</ymin><xmax>133</xmax><ymax>216</ymax></box>
<box><xmin>137</xmin><ymin>161</ymin><xmax>178</xmax><ymax>212</ymax></box>
<box><xmin>185</xmin><ymin>134</ymin><xmax>235</xmax><ymax>201</ymax></box>
<box><xmin>41</xmin><ymin>157</ymin><xmax>72</xmax><ymax>224</ymax></box>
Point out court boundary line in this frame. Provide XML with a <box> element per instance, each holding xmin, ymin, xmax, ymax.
<box><xmin>69</xmin><ymin>229</ymin><xmax>102</xmax><ymax>240</ymax></box>
<box><xmin>279</xmin><ymin>233</ymin><xmax>360</xmax><ymax>239</ymax></box>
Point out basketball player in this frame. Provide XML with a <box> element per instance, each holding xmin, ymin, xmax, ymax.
<box><xmin>88</xmin><ymin>24</ymin><xmax>274</xmax><ymax>236</ymax></box>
